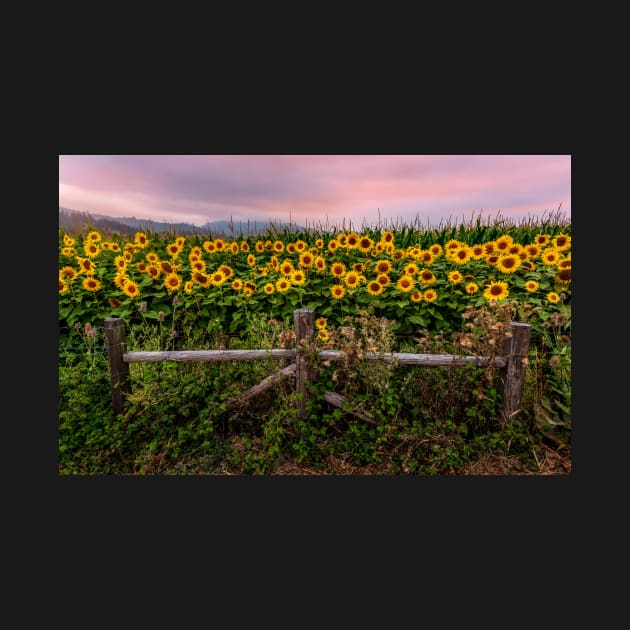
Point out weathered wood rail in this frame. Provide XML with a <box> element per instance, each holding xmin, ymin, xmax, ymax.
<box><xmin>104</xmin><ymin>308</ymin><xmax>530</xmax><ymax>425</ymax></box>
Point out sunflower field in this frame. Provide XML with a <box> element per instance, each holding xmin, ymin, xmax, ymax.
<box><xmin>58</xmin><ymin>216</ymin><xmax>571</xmax><ymax>475</ymax></box>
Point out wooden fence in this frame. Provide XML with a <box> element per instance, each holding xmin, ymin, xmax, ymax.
<box><xmin>104</xmin><ymin>308</ymin><xmax>530</xmax><ymax>425</ymax></box>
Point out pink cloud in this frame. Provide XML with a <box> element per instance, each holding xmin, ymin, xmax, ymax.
<box><xmin>59</xmin><ymin>155</ymin><xmax>570</xmax><ymax>227</ymax></box>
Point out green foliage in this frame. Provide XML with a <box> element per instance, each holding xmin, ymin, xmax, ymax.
<box><xmin>59</xmin><ymin>216</ymin><xmax>571</xmax><ymax>474</ymax></box>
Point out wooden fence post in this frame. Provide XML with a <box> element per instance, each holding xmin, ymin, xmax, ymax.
<box><xmin>104</xmin><ymin>318</ymin><xmax>131</xmax><ymax>415</ymax></box>
<box><xmin>293</xmin><ymin>308</ymin><xmax>316</xmax><ymax>419</ymax></box>
<box><xmin>500</xmin><ymin>322</ymin><xmax>531</xmax><ymax>425</ymax></box>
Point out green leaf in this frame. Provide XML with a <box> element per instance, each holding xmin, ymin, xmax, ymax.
<box><xmin>407</xmin><ymin>315</ymin><xmax>427</xmax><ymax>326</ymax></box>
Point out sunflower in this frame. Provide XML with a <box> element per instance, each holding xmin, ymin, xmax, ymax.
<box><xmin>273</xmin><ymin>240</ymin><xmax>285</xmax><ymax>254</ymax></box>
<box><xmin>290</xmin><ymin>270</ymin><xmax>306</xmax><ymax>285</ymax></box>
<box><xmin>374</xmin><ymin>259</ymin><xmax>392</xmax><ymax>275</ymax></box>
<box><xmin>134</xmin><ymin>232</ymin><xmax>149</xmax><ymax>248</ymax></box>
<box><xmin>164</xmin><ymin>273</ymin><xmax>182</xmax><ymax>292</ymax></box>
<box><xmin>299</xmin><ymin>252</ymin><xmax>314</xmax><ymax>269</ymax></box>
<box><xmin>82</xmin><ymin>277</ymin><xmax>101</xmax><ymax>292</ymax></box>
<box><xmin>108</xmin><ymin>297</ymin><xmax>122</xmax><ymax>308</ymax></box>
<box><xmin>358</xmin><ymin>236</ymin><xmax>374</xmax><ymax>253</ymax></box>
<box><xmin>496</xmin><ymin>254</ymin><xmax>520</xmax><ymax>274</ymax></box>
<box><xmin>547</xmin><ymin>291</ymin><xmax>560</xmax><ymax>304</ymax></box>
<box><xmin>109</xmin><ymin>243</ymin><xmax>121</xmax><ymax>253</ymax></box>
<box><xmin>419</xmin><ymin>251</ymin><xmax>435</xmax><ymax>265</ymax></box>
<box><xmin>189</xmin><ymin>246</ymin><xmax>203</xmax><ymax>259</ymax></box>
<box><xmin>314</xmin><ymin>256</ymin><xmax>326</xmax><ymax>273</ymax></box>
<box><xmin>555</xmin><ymin>269</ymin><xmax>571</xmax><ymax>284</ymax></box>
<box><xmin>86</xmin><ymin>230</ymin><xmax>101</xmax><ymax>243</ymax></box>
<box><xmin>61</xmin><ymin>246</ymin><xmax>75</xmax><ymax>257</ymax></box>
<box><xmin>485</xmin><ymin>254</ymin><xmax>501</xmax><ymax>266</ymax></box>
<box><xmin>136</xmin><ymin>261</ymin><xmax>148</xmax><ymax>273</ymax></box>
<box><xmin>231</xmin><ymin>279</ymin><xmax>244</xmax><ymax>291</ymax></box>
<box><xmin>146</xmin><ymin>252</ymin><xmax>160</xmax><ymax>263</ymax></box>
<box><xmin>214</xmin><ymin>239</ymin><xmax>225</xmax><ymax>251</ymax></box>
<box><xmin>367</xmin><ymin>280</ymin><xmax>384</xmax><ymax>296</ymax></box>
<box><xmin>84</xmin><ymin>242</ymin><xmax>100</xmax><ymax>257</ymax></box>
<box><xmin>410</xmin><ymin>290</ymin><xmax>423</xmax><ymax>302</ymax></box>
<box><xmin>247</xmin><ymin>254</ymin><xmax>256</xmax><ymax>266</ymax></box>
<box><xmin>444</xmin><ymin>239</ymin><xmax>462</xmax><ymax>253</ymax></box>
<box><xmin>58</xmin><ymin>278</ymin><xmax>69</xmax><ymax>293</ymax></box>
<box><xmin>448</xmin><ymin>271</ymin><xmax>463</xmax><ymax>284</ymax></box>
<box><xmin>315</xmin><ymin>317</ymin><xmax>328</xmax><ymax>330</ymax></box>
<box><xmin>525</xmin><ymin>280</ymin><xmax>539</xmax><ymax>292</ymax></box>
<box><xmin>552</xmin><ymin>234</ymin><xmax>571</xmax><ymax>251</ymax></box>
<box><xmin>451</xmin><ymin>247</ymin><xmax>472</xmax><ymax>265</ymax></box>
<box><xmin>159</xmin><ymin>260</ymin><xmax>176</xmax><ymax>275</ymax></box>
<box><xmin>255</xmin><ymin>240</ymin><xmax>265</xmax><ymax>253</ymax></box>
<box><xmin>508</xmin><ymin>243</ymin><xmax>524</xmax><ymax>256</ymax></box>
<box><xmin>184</xmin><ymin>281</ymin><xmax>194</xmax><ymax>294</ymax></box>
<box><xmin>286</xmin><ymin>243</ymin><xmax>297</xmax><ymax>255</ymax></box>
<box><xmin>317</xmin><ymin>328</ymin><xmax>330</xmax><ymax>342</ymax></box>
<box><xmin>429</xmin><ymin>243</ymin><xmax>443</xmax><ymax>257</ymax></box>
<box><xmin>330</xmin><ymin>284</ymin><xmax>346</xmax><ymax>299</ymax></box>
<box><xmin>281</xmin><ymin>260</ymin><xmax>295</xmax><ymax>276</ymax></box>
<box><xmin>175</xmin><ymin>237</ymin><xmax>185</xmax><ymax>248</ymax></box>
<box><xmin>344</xmin><ymin>271</ymin><xmax>360</xmax><ymax>288</ymax></box>
<box><xmin>465</xmin><ymin>282</ymin><xmax>479</xmax><ymax>294</ymax></box>
<box><xmin>203</xmin><ymin>241</ymin><xmax>217</xmax><ymax>254</ymax></box>
<box><xmin>230</xmin><ymin>242</ymin><xmax>239</xmax><ymax>255</ymax></box>
<box><xmin>523</xmin><ymin>261</ymin><xmax>536</xmax><ymax>272</ymax></box>
<box><xmin>470</xmin><ymin>245</ymin><xmax>486</xmax><ymax>260</ymax></box>
<box><xmin>404</xmin><ymin>262</ymin><xmax>419</xmax><ymax>276</ymax></box>
<box><xmin>483</xmin><ymin>281</ymin><xmax>509</xmax><ymax>301</ymax></box>
<box><xmin>418</xmin><ymin>269</ymin><xmax>436</xmax><ymax>285</ymax></box>
<box><xmin>122</xmin><ymin>280</ymin><xmax>140</xmax><ymax>298</ymax></box>
<box><xmin>494</xmin><ymin>235</ymin><xmax>513</xmax><ymax>252</ymax></box>
<box><xmin>276</xmin><ymin>278</ymin><xmax>291</xmax><ymax>293</ymax></box>
<box><xmin>146</xmin><ymin>265</ymin><xmax>161</xmax><ymax>279</ymax></box>
<box><xmin>331</xmin><ymin>262</ymin><xmax>346</xmax><ymax>278</ymax></box>
<box><xmin>557</xmin><ymin>258</ymin><xmax>572</xmax><ymax>270</ymax></box>
<box><xmin>63</xmin><ymin>234</ymin><xmax>75</xmax><ymax>246</ymax></box>
<box><xmin>524</xmin><ymin>244</ymin><xmax>541</xmax><ymax>259</ymax></box>
<box><xmin>240</xmin><ymin>241</ymin><xmax>250</xmax><ymax>252</ymax></box>
<box><xmin>166</xmin><ymin>243</ymin><xmax>182</xmax><ymax>258</ymax></box>
<box><xmin>396</xmin><ymin>274</ymin><xmax>415</xmax><ymax>292</ymax></box>
<box><xmin>190</xmin><ymin>260</ymin><xmax>206</xmax><ymax>273</ymax></box>
<box><xmin>423</xmin><ymin>289</ymin><xmax>437</xmax><ymax>303</ymax></box>
<box><xmin>263</xmin><ymin>282</ymin><xmax>275</xmax><ymax>295</ymax></box>
<box><xmin>210</xmin><ymin>271</ymin><xmax>227</xmax><ymax>286</ymax></box>
<box><xmin>534</xmin><ymin>234</ymin><xmax>551</xmax><ymax>246</ymax></box>
<box><xmin>327</xmin><ymin>239</ymin><xmax>340</xmax><ymax>253</ymax></box>
<box><xmin>380</xmin><ymin>230</ymin><xmax>395</xmax><ymax>245</ymax></box>
<box><xmin>344</xmin><ymin>233</ymin><xmax>358</xmax><ymax>249</ymax></box>
<box><xmin>541</xmin><ymin>249</ymin><xmax>560</xmax><ymax>265</ymax></box>
<box><xmin>376</xmin><ymin>273</ymin><xmax>390</xmax><ymax>286</ymax></box>
<box><xmin>59</xmin><ymin>266</ymin><xmax>78</xmax><ymax>280</ymax></box>
<box><xmin>192</xmin><ymin>272</ymin><xmax>211</xmax><ymax>288</ymax></box>
<box><xmin>315</xmin><ymin>239</ymin><xmax>324</xmax><ymax>249</ymax></box>
<box><xmin>218</xmin><ymin>265</ymin><xmax>234</xmax><ymax>279</ymax></box>
<box><xmin>78</xmin><ymin>258</ymin><xmax>96</xmax><ymax>275</ymax></box>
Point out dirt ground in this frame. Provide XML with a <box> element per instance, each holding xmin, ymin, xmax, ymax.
<box><xmin>218</xmin><ymin>442</ymin><xmax>571</xmax><ymax>476</ymax></box>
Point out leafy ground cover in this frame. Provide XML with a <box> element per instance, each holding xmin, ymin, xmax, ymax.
<box><xmin>59</xmin><ymin>213</ymin><xmax>571</xmax><ymax>475</ymax></box>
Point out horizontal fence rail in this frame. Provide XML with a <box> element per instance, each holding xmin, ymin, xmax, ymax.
<box><xmin>104</xmin><ymin>309</ymin><xmax>529</xmax><ymax>425</ymax></box>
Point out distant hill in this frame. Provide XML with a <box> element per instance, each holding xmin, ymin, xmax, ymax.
<box><xmin>58</xmin><ymin>207</ymin><xmax>305</xmax><ymax>237</ymax></box>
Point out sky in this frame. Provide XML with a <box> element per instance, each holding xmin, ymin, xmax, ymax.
<box><xmin>58</xmin><ymin>155</ymin><xmax>571</xmax><ymax>229</ymax></box>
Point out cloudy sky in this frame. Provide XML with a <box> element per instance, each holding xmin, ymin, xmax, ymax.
<box><xmin>58</xmin><ymin>155</ymin><xmax>571</xmax><ymax>229</ymax></box>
